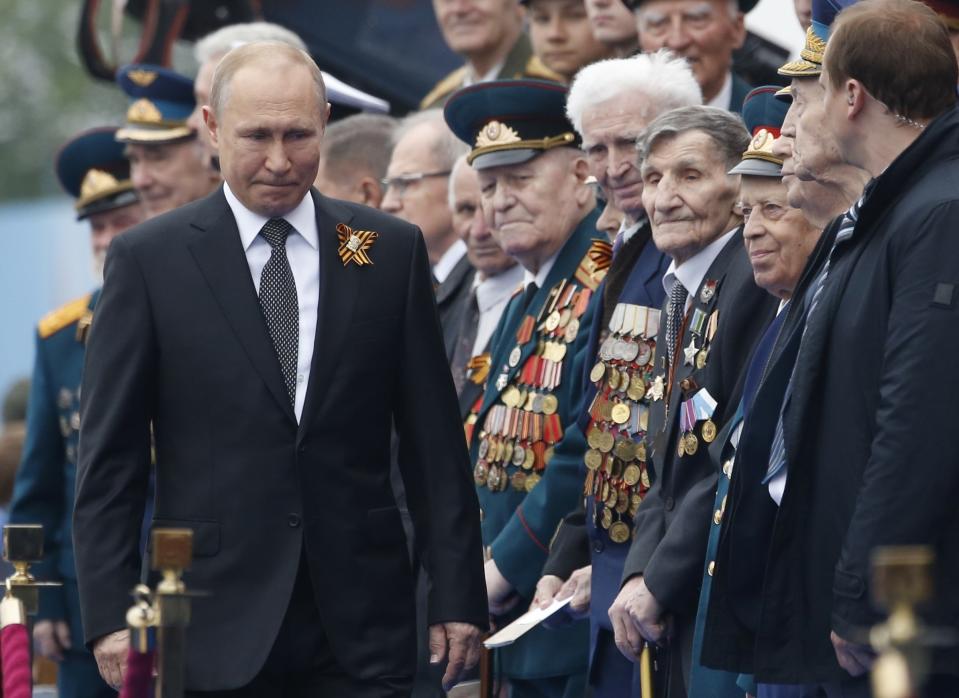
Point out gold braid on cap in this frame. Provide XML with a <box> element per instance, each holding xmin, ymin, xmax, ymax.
<box><xmin>76</xmin><ymin>169</ymin><xmax>134</xmax><ymax>211</ymax></box>
<box><xmin>468</xmin><ymin>119</ymin><xmax>576</xmax><ymax>165</ymax></box>
<box><xmin>740</xmin><ymin>129</ymin><xmax>783</xmax><ymax>166</ymax></box>
<box><xmin>778</xmin><ymin>27</ymin><xmax>824</xmax><ymax>77</ymax></box>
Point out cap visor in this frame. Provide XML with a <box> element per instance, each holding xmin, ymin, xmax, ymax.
<box><xmin>471</xmin><ymin>148</ymin><xmax>540</xmax><ymax>170</ymax></box>
<box><xmin>729</xmin><ymin>159</ymin><xmax>783</xmax><ymax>177</ymax></box>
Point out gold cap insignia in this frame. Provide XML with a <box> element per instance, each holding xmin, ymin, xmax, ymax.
<box><xmin>80</xmin><ymin>169</ymin><xmax>120</xmax><ymax>201</ymax></box>
<box><xmin>476</xmin><ymin>120</ymin><xmax>521</xmax><ymax>149</ymax></box>
<box><xmin>800</xmin><ymin>26</ymin><xmax>827</xmax><ymax>64</ymax></box>
<box><xmin>127</xmin><ymin>69</ymin><xmax>158</xmax><ymax>87</ymax></box>
<box><xmin>127</xmin><ymin>98</ymin><xmax>164</xmax><ymax>125</ymax></box>
<box><xmin>778</xmin><ymin>27</ymin><xmax>824</xmax><ymax>77</ymax></box>
<box><xmin>741</xmin><ymin>128</ymin><xmax>783</xmax><ymax>165</ymax></box>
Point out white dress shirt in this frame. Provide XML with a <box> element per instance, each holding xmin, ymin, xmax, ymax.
<box><xmin>706</xmin><ymin>72</ymin><xmax>734</xmax><ymax>111</ymax></box>
<box><xmin>522</xmin><ymin>250</ymin><xmax>559</xmax><ymax>291</ymax></box>
<box><xmin>472</xmin><ymin>264</ymin><xmax>525</xmax><ymax>357</ymax></box>
<box><xmin>433</xmin><ymin>239</ymin><xmax>468</xmax><ymax>284</ymax></box>
<box><xmin>662</xmin><ymin>228</ymin><xmax>737</xmax><ymax>313</ymax></box>
<box><xmin>767</xmin><ymin>299</ymin><xmax>791</xmax><ymax>505</ymax></box>
<box><xmin>223</xmin><ymin>182</ymin><xmax>319</xmax><ymax>422</ymax></box>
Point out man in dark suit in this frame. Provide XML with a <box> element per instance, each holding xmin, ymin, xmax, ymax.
<box><xmin>625</xmin><ymin>0</ymin><xmax>757</xmax><ymax>113</ymax></box>
<box><xmin>704</xmin><ymin>2</ymin><xmax>959</xmax><ymax>695</ymax></box>
<box><xmin>74</xmin><ymin>42</ymin><xmax>487</xmax><ymax>697</ymax></box>
<box><xmin>531</xmin><ymin>51</ymin><xmax>699</xmax><ymax>698</ymax></box>
<box><xmin>607</xmin><ymin>106</ymin><xmax>776</xmax><ymax>698</ymax></box>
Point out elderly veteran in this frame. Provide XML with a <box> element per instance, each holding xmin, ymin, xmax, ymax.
<box><xmin>606</xmin><ymin>106</ymin><xmax>776</xmax><ymax>698</ymax></box>
<box><xmin>9</xmin><ymin>127</ymin><xmax>144</xmax><ymax>698</ymax></box>
<box><xmin>115</xmin><ymin>64</ymin><xmax>220</xmax><ymax>218</ymax></box>
<box><xmin>688</xmin><ymin>86</ymin><xmax>820</xmax><ymax>698</ymax></box>
<box><xmin>445</xmin><ymin>79</ymin><xmax>609</xmax><ymax>698</ymax></box>
<box><xmin>623</xmin><ymin>0</ymin><xmax>757</xmax><ymax>112</ymax></box>
<box><xmin>530</xmin><ymin>51</ymin><xmax>700</xmax><ymax>698</ymax></box>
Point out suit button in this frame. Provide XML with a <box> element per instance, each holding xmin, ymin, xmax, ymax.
<box><xmin>664</xmin><ymin>497</ymin><xmax>675</xmax><ymax>511</ymax></box>
<box><xmin>288</xmin><ymin>514</ymin><xmax>301</xmax><ymax>528</ymax></box>
<box><xmin>593</xmin><ymin>539</ymin><xmax>604</xmax><ymax>554</ymax></box>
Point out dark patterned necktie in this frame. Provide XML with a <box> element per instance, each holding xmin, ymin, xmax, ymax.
<box><xmin>258</xmin><ymin>218</ymin><xmax>299</xmax><ymax>405</ymax></box>
<box><xmin>666</xmin><ymin>278</ymin><xmax>688</xmax><ymax>368</ymax></box>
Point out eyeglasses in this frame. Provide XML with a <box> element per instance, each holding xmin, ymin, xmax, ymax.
<box><xmin>380</xmin><ymin>170</ymin><xmax>451</xmax><ymax>197</ymax></box>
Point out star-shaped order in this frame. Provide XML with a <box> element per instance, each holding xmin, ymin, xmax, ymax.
<box><xmin>684</xmin><ymin>337</ymin><xmax>699</xmax><ymax>366</ymax></box>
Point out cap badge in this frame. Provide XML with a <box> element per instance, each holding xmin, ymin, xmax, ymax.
<box><xmin>127</xmin><ymin>98</ymin><xmax>164</xmax><ymax>125</ymax></box>
<box><xmin>80</xmin><ymin>169</ymin><xmax>120</xmax><ymax>201</ymax></box>
<box><xmin>476</xmin><ymin>120</ymin><xmax>521</xmax><ymax>149</ymax></box>
<box><xmin>127</xmin><ymin>69</ymin><xmax>158</xmax><ymax>87</ymax></box>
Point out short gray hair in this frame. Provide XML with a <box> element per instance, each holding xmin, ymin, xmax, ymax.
<box><xmin>566</xmin><ymin>50</ymin><xmax>702</xmax><ymax>135</ymax></box>
<box><xmin>195</xmin><ymin>22</ymin><xmax>306</xmax><ymax>64</ymax></box>
<box><xmin>322</xmin><ymin>113</ymin><xmax>397</xmax><ymax>181</ymax></box>
<box><xmin>392</xmin><ymin>109</ymin><xmax>469</xmax><ymax>171</ymax></box>
<box><xmin>210</xmin><ymin>42</ymin><xmax>325</xmax><ymax>117</ymax></box>
<box><xmin>638</xmin><ymin>106</ymin><xmax>749</xmax><ymax>171</ymax></box>
<box><xmin>447</xmin><ymin>154</ymin><xmax>472</xmax><ymax>210</ymax></box>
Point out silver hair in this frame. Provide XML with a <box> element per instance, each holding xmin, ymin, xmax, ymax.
<box><xmin>392</xmin><ymin>109</ymin><xmax>469</xmax><ymax>172</ymax></box>
<box><xmin>447</xmin><ymin>153</ymin><xmax>472</xmax><ymax>211</ymax></box>
<box><xmin>322</xmin><ymin>114</ymin><xmax>397</xmax><ymax>181</ymax></box>
<box><xmin>566</xmin><ymin>50</ymin><xmax>702</xmax><ymax>135</ymax></box>
<box><xmin>634</xmin><ymin>0</ymin><xmax>740</xmax><ymax>25</ymax></box>
<box><xmin>194</xmin><ymin>22</ymin><xmax>307</xmax><ymax>64</ymax></box>
<box><xmin>638</xmin><ymin>106</ymin><xmax>749</xmax><ymax>171</ymax></box>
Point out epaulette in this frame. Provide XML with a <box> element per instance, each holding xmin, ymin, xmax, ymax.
<box><xmin>419</xmin><ymin>66</ymin><xmax>468</xmax><ymax>110</ymax></box>
<box><xmin>575</xmin><ymin>239</ymin><xmax>613</xmax><ymax>291</ymax></box>
<box><xmin>523</xmin><ymin>56</ymin><xmax>564</xmax><ymax>83</ymax></box>
<box><xmin>38</xmin><ymin>294</ymin><xmax>92</xmax><ymax>339</ymax></box>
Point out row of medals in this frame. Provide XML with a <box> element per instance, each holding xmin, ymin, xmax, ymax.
<box><xmin>581</xmin><ymin>304</ymin><xmax>662</xmax><ymax>545</ymax></box>
<box><xmin>474</xmin><ymin>285</ymin><xmax>588</xmax><ymax>494</ymax></box>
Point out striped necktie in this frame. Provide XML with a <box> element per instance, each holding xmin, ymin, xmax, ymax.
<box><xmin>765</xmin><ymin>190</ymin><xmax>867</xmax><ymax>485</ymax></box>
<box><xmin>666</xmin><ymin>278</ymin><xmax>688</xmax><ymax>368</ymax></box>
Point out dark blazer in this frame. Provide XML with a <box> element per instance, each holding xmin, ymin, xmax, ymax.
<box><xmin>728</xmin><ymin>74</ymin><xmax>752</xmax><ymax>115</ymax></box>
<box><xmin>436</xmin><ymin>252</ymin><xmax>475</xmax><ymax>360</ymax></box>
<box><xmin>709</xmin><ymin>107</ymin><xmax>959</xmax><ymax>683</ymax></box>
<box><xmin>542</xmin><ymin>224</ymin><xmax>669</xmax><ymax>697</ymax></box>
<box><xmin>74</xmin><ymin>187</ymin><xmax>488</xmax><ymax>691</ymax></box>
<box><xmin>623</xmin><ymin>231</ymin><xmax>776</xmax><ymax>692</ymax></box>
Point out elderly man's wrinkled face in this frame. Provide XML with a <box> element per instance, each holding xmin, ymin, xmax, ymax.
<box><xmin>585</xmin><ymin>0</ymin><xmax>639</xmax><ymax>48</ymax></box>
<box><xmin>740</xmin><ymin>175</ymin><xmax>820</xmax><ymax>299</ymax></box>
<box><xmin>528</xmin><ymin>0</ymin><xmax>611</xmax><ymax>79</ymax></box>
<box><xmin>432</xmin><ymin>0</ymin><xmax>524</xmax><ymax>57</ymax></box>
<box><xmin>641</xmin><ymin>129</ymin><xmax>740</xmax><ymax>264</ymax></box>
<box><xmin>478</xmin><ymin>148</ymin><xmax>591</xmax><ymax>270</ymax></box>
<box><xmin>772</xmin><ymin>105</ymin><xmax>804</xmax><ymax>209</ymax></box>
<box><xmin>581</xmin><ymin>90</ymin><xmax>649</xmax><ymax>219</ymax></box>
<box><xmin>790</xmin><ymin>76</ymin><xmax>845</xmax><ymax>182</ymax></box>
<box><xmin>126</xmin><ymin>140</ymin><xmax>219</xmax><ymax>217</ymax></box>
<box><xmin>636</xmin><ymin>0</ymin><xmax>745</xmax><ymax>104</ymax></box>
<box><xmin>596</xmin><ymin>193</ymin><xmax>626</xmax><ymax>240</ymax></box>
<box><xmin>451</xmin><ymin>161</ymin><xmax>516</xmax><ymax>278</ymax></box>
<box><xmin>88</xmin><ymin>202</ymin><xmax>146</xmax><ymax>280</ymax></box>
<box><xmin>207</xmin><ymin>61</ymin><xmax>327</xmax><ymax>218</ymax></box>
<box><xmin>380</xmin><ymin>122</ymin><xmax>455</xmax><ymax>263</ymax></box>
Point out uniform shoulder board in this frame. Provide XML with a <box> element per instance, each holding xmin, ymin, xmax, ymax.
<box><xmin>38</xmin><ymin>294</ymin><xmax>92</xmax><ymax>339</ymax></box>
<box><xmin>419</xmin><ymin>67</ymin><xmax>469</xmax><ymax>110</ymax></box>
<box><xmin>575</xmin><ymin>239</ymin><xmax>613</xmax><ymax>291</ymax></box>
<box><xmin>523</xmin><ymin>56</ymin><xmax>564</xmax><ymax>83</ymax></box>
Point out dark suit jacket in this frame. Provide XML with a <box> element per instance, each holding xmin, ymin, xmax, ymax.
<box><xmin>623</xmin><ymin>231</ymin><xmax>776</xmax><ymax>690</ymax></box>
<box><xmin>74</xmin><ymin>187</ymin><xmax>488</xmax><ymax>691</ymax></box>
<box><xmin>716</xmin><ymin>107</ymin><xmax>959</xmax><ymax>684</ymax></box>
<box><xmin>728</xmin><ymin>74</ymin><xmax>752</xmax><ymax>115</ymax></box>
<box><xmin>435</xmin><ymin>252</ymin><xmax>475</xmax><ymax>360</ymax></box>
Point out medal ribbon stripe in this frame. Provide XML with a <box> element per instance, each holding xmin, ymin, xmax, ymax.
<box><xmin>336</xmin><ymin>223</ymin><xmax>378</xmax><ymax>266</ymax></box>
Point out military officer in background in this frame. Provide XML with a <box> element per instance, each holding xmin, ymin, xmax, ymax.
<box><xmin>607</xmin><ymin>106</ymin><xmax>776</xmax><ymax>697</ymax></box>
<box><xmin>533</xmin><ymin>51</ymin><xmax>701</xmax><ymax>698</ymax></box>
<box><xmin>424</xmin><ymin>0</ymin><xmax>562</xmax><ymax>109</ymax></box>
<box><xmin>115</xmin><ymin>64</ymin><xmax>220</xmax><ymax>217</ymax></box>
<box><xmin>445</xmin><ymin>79</ymin><xmax>609</xmax><ymax>697</ymax></box>
<box><xmin>687</xmin><ymin>87</ymin><xmax>821</xmax><ymax>698</ymax></box>
<box><xmin>9</xmin><ymin>127</ymin><xmax>145</xmax><ymax>698</ymax></box>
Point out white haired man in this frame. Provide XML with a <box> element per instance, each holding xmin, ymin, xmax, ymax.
<box><xmin>531</xmin><ymin>50</ymin><xmax>701</xmax><ymax>698</ymax></box>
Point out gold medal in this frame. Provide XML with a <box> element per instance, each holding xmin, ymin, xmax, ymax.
<box><xmin>545</xmin><ymin>311</ymin><xmax>561</xmax><ymax>332</ymax></box>
<box><xmin>512</xmin><ymin>444</ymin><xmax>526</xmax><ymax>467</ymax></box>
<box><xmin>564</xmin><ymin>318</ymin><xmax>580</xmax><ymax>343</ymax></box>
<box><xmin>609</xmin><ymin>521</ymin><xmax>630</xmax><ymax>544</ymax></box>
<box><xmin>678</xmin><ymin>436</ymin><xmax>686</xmax><ymax>457</ymax></box>
<box><xmin>473</xmin><ymin>460</ymin><xmax>488</xmax><ymax>486</ymax></box>
<box><xmin>606</xmin><ymin>486</ymin><xmax>619</xmax><ymax>508</ymax></box>
<box><xmin>611</xmin><ymin>403</ymin><xmax>631</xmax><ymax>425</ymax></box>
<box><xmin>523</xmin><ymin>449</ymin><xmax>536</xmax><ymax>471</ymax></box>
<box><xmin>641</xmin><ymin>469</ymin><xmax>651</xmax><ymax>488</ymax></box>
<box><xmin>701</xmin><ymin>419</ymin><xmax>717</xmax><ymax>443</ymax></box>
<box><xmin>623</xmin><ymin>464</ymin><xmax>641</xmax><ymax>486</ymax></box>
<box><xmin>525</xmin><ymin>473</ymin><xmax>541</xmax><ymax>492</ymax></box>
<box><xmin>508</xmin><ymin>346</ymin><xmax>522</xmax><ymax>367</ymax></box>
<box><xmin>511</xmin><ymin>471</ymin><xmax>527</xmax><ymax>492</ymax></box>
<box><xmin>696</xmin><ymin>348</ymin><xmax>709</xmax><ymax>370</ymax></box>
<box><xmin>601</xmin><ymin>507</ymin><xmax>613</xmax><ymax>529</ymax></box>
<box><xmin>616</xmin><ymin>490</ymin><xmax>629</xmax><ymax>514</ymax></box>
<box><xmin>587</xmin><ymin>428</ymin><xmax>603</xmax><ymax>450</ymax></box>
<box><xmin>542</xmin><ymin>394</ymin><xmax>559</xmax><ymax>416</ymax></box>
<box><xmin>487</xmin><ymin>465</ymin><xmax>501</xmax><ymax>491</ymax></box>
<box><xmin>635</xmin><ymin>441</ymin><xmax>648</xmax><ymax>462</ymax></box>
<box><xmin>684</xmin><ymin>432</ymin><xmax>699</xmax><ymax>456</ymax></box>
<box><xmin>607</xmin><ymin>369</ymin><xmax>621</xmax><ymax>391</ymax></box>
<box><xmin>590</xmin><ymin>362</ymin><xmax>606</xmax><ymax>383</ymax></box>
<box><xmin>618</xmin><ymin>368</ymin><xmax>630</xmax><ymax>393</ymax></box>
<box><xmin>627</xmin><ymin>375</ymin><xmax>646</xmax><ymax>401</ymax></box>
<box><xmin>597</xmin><ymin>430</ymin><xmax>615</xmax><ymax>453</ymax></box>
<box><xmin>584</xmin><ymin>449</ymin><xmax>603</xmax><ymax>471</ymax></box>
<box><xmin>614</xmin><ymin>439</ymin><xmax>636</xmax><ymax>461</ymax></box>
<box><xmin>502</xmin><ymin>385</ymin><xmax>520</xmax><ymax>408</ymax></box>
<box><xmin>558</xmin><ymin>308</ymin><xmax>572</xmax><ymax>329</ymax></box>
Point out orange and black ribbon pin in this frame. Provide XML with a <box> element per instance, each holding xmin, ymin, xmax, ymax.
<box><xmin>336</xmin><ymin>223</ymin><xmax>378</xmax><ymax>267</ymax></box>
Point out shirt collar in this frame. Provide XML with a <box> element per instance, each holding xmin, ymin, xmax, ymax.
<box><xmin>433</xmin><ymin>239</ymin><xmax>468</xmax><ymax>284</ymax></box>
<box><xmin>706</xmin><ymin>72</ymin><xmax>734</xmax><ymax>111</ymax></box>
<box><xmin>522</xmin><ymin>250</ymin><xmax>559</xmax><ymax>290</ymax></box>
<box><xmin>223</xmin><ymin>182</ymin><xmax>318</xmax><ymax>251</ymax></box>
<box><xmin>475</xmin><ymin>264</ymin><xmax>523</xmax><ymax>312</ymax></box>
<box><xmin>620</xmin><ymin>214</ymin><xmax>647</xmax><ymax>244</ymax></box>
<box><xmin>662</xmin><ymin>228</ymin><xmax>737</xmax><ymax>298</ymax></box>
<box><xmin>464</xmin><ymin>59</ymin><xmax>506</xmax><ymax>87</ymax></box>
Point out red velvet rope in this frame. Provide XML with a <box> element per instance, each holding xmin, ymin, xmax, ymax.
<box><xmin>1</xmin><ymin>623</ymin><xmax>31</xmax><ymax>698</ymax></box>
<box><xmin>120</xmin><ymin>646</ymin><xmax>156</xmax><ymax>698</ymax></box>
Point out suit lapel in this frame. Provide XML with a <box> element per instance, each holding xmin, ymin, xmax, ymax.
<box><xmin>297</xmin><ymin>191</ymin><xmax>356</xmax><ymax>438</ymax></box>
<box><xmin>187</xmin><ymin>189</ymin><xmax>297</xmax><ymax>423</ymax></box>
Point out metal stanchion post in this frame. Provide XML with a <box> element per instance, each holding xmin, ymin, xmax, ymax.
<box><xmin>153</xmin><ymin>529</ymin><xmax>193</xmax><ymax>698</ymax></box>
